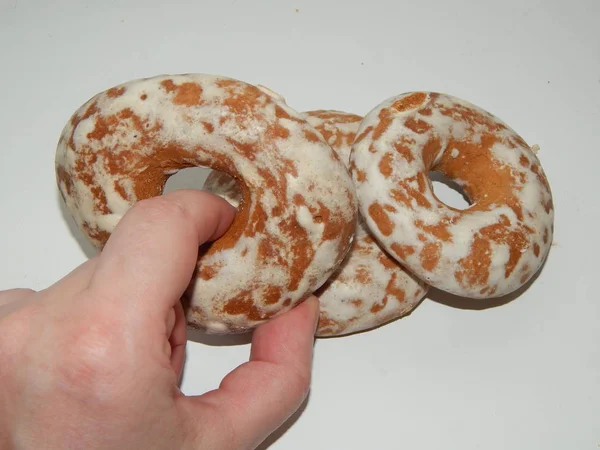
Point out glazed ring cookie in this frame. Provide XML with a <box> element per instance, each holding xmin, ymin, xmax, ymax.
<box><xmin>205</xmin><ymin>110</ymin><xmax>429</xmax><ymax>337</ymax></box>
<box><xmin>55</xmin><ymin>74</ymin><xmax>357</xmax><ymax>333</ymax></box>
<box><xmin>350</xmin><ymin>92</ymin><xmax>554</xmax><ymax>299</ymax></box>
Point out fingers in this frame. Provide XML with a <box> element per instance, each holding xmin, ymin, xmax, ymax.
<box><xmin>180</xmin><ymin>296</ymin><xmax>319</xmax><ymax>450</ymax></box>
<box><xmin>89</xmin><ymin>190</ymin><xmax>236</xmax><ymax>321</ymax></box>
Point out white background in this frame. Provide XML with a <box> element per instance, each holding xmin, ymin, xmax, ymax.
<box><xmin>1</xmin><ymin>0</ymin><xmax>598</xmax><ymax>449</ymax></box>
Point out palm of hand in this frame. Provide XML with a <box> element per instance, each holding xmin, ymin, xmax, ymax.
<box><xmin>0</xmin><ymin>191</ymin><xmax>319</xmax><ymax>450</ymax></box>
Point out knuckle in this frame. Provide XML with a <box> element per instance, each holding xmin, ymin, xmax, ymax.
<box><xmin>57</xmin><ymin>319</ymin><xmax>126</xmax><ymax>396</ymax></box>
<box><xmin>0</xmin><ymin>299</ymin><xmax>38</xmax><ymax>364</ymax></box>
<box><xmin>6</xmin><ymin>288</ymin><xmax>36</xmax><ymax>297</ymax></box>
<box><xmin>0</xmin><ymin>321</ymin><xmax>24</xmax><ymax>377</ymax></box>
<box><xmin>0</xmin><ymin>288</ymin><xmax>36</xmax><ymax>309</ymax></box>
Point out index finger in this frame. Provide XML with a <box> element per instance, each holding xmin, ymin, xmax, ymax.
<box><xmin>89</xmin><ymin>190</ymin><xmax>236</xmax><ymax>320</ymax></box>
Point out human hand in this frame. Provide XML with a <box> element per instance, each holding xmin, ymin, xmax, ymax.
<box><xmin>0</xmin><ymin>190</ymin><xmax>320</xmax><ymax>450</ymax></box>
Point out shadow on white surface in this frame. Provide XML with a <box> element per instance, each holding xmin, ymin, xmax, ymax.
<box><xmin>56</xmin><ymin>191</ymin><xmax>98</xmax><ymax>259</ymax></box>
<box><xmin>186</xmin><ymin>327</ymin><xmax>253</xmax><ymax>346</ymax></box>
<box><xmin>163</xmin><ymin>166</ymin><xmax>211</xmax><ymax>193</ymax></box>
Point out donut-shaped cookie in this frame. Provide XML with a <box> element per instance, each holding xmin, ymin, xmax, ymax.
<box><xmin>55</xmin><ymin>74</ymin><xmax>357</xmax><ymax>333</ymax></box>
<box><xmin>205</xmin><ymin>110</ymin><xmax>429</xmax><ymax>337</ymax></box>
<box><xmin>350</xmin><ymin>92</ymin><xmax>554</xmax><ymax>298</ymax></box>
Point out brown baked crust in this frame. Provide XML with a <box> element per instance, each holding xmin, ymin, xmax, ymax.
<box><xmin>56</xmin><ymin>74</ymin><xmax>357</xmax><ymax>333</ymax></box>
<box><xmin>205</xmin><ymin>110</ymin><xmax>429</xmax><ymax>337</ymax></box>
<box><xmin>350</xmin><ymin>92</ymin><xmax>554</xmax><ymax>298</ymax></box>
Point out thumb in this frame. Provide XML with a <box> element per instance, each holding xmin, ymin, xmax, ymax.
<box><xmin>178</xmin><ymin>296</ymin><xmax>320</xmax><ymax>450</ymax></box>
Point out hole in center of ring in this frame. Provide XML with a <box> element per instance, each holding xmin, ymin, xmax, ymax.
<box><xmin>429</xmin><ymin>171</ymin><xmax>470</xmax><ymax>210</ymax></box>
<box><xmin>163</xmin><ymin>167</ymin><xmax>212</xmax><ymax>193</ymax></box>
<box><xmin>164</xmin><ymin>167</ymin><xmax>242</xmax><ymax>211</ymax></box>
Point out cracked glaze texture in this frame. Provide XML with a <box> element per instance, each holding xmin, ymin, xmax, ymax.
<box><xmin>205</xmin><ymin>110</ymin><xmax>428</xmax><ymax>337</ymax></box>
<box><xmin>350</xmin><ymin>92</ymin><xmax>554</xmax><ymax>299</ymax></box>
<box><xmin>55</xmin><ymin>74</ymin><xmax>357</xmax><ymax>333</ymax></box>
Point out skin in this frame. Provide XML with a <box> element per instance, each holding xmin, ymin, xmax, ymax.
<box><xmin>0</xmin><ymin>190</ymin><xmax>320</xmax><ymax>450</ymax></box>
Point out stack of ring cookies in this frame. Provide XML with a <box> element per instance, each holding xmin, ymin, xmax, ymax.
<box><xmin>55</xmin><ymin>74</ymin><xmax>554</xmax><ymax>337</ymax></box>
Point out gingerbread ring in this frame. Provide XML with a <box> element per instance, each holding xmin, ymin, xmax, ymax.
<box><xmin>350</xmin><ymin>92</ymin><xmax>554</xmax><ymax>298</ymax></box>
<box><xmin>55</xmin><ymin>74</ymin><xmax>357</xmax><ymax>333</ymax></box>
<box><xmin>205</xmin><ymin>110</ymin><xmax>429</xmax><ymax>336</ymax></box>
